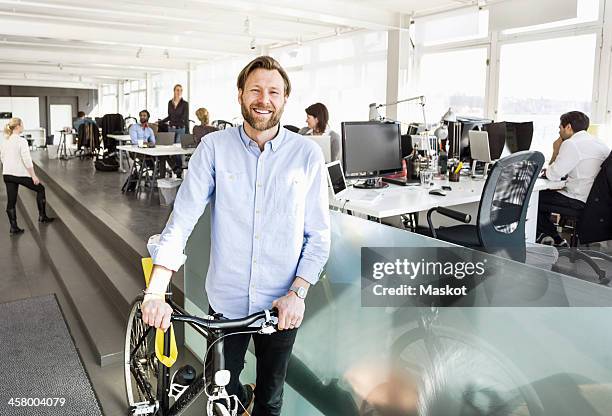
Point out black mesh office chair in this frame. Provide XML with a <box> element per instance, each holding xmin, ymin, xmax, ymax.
<box><xmin>544</xmin><ymin>151</ymin><xmax>612</xmax><ymax>283</ymax></box>
<box><xmin>428</xmin><ymin>151</ymin><xmax>544</xmax><ymax>263</ymax></box>
<box><xmin>211</xmin><ymin>120</ymin><xmax>234</xmax><ymax>130</ymax></box>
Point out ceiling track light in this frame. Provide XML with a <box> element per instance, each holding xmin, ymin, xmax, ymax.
<box><xmin>136</xmin><ymin>47</ymin><xmax>142</xmax><ymax>58</ymax></box>
<box><xmin>250</xmin><ymin>37</ymin><xmax>256</xmax><ymax>50</ymax></box>
<box><xmin>244</xmin><ymin>16</ymin><xmax>251</xmax><ymax>35</ymax></box>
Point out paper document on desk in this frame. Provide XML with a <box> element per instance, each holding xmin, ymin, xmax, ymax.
<box><xmin>341</xmin><ymin>189</ymin><xmax>382</xmax><ymax>203</ymax></box>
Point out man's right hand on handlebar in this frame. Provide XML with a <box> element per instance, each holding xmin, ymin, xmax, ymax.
<box><xmin>141</xmin><ymin>295</ymin><xmax>173</xmax><ymax>332</ymax></box>
<box><xmin>142</xmin><ymin>265</ymin><xmax>174</xmax><ymax>331</ymax></box>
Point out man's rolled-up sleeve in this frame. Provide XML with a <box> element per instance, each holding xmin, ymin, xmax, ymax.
<box><xmin>296</xmin><ymin>152</ymin><xmax>331</xmax><ymax>284</ymax></box>
<box><xmin>547</xmin><ymin>140</ymin><xmax>578</xmax><ymax>181</ymax></box>
<box><xmin>148</xmin><ymin>140</ymin><xmax>215</xmax><ymax>271</ymax></box>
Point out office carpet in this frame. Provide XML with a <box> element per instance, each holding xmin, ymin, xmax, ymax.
<box><xmin>0</xmin><ymin>295</ymin><xmax>103</xmax><ymax>416</ymax></box>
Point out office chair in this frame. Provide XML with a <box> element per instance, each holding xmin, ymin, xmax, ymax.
<box><xmin>545</xmin><ymin>151</ymin><xmax>612</xmax><ymax>283</ymax></box>
<box><xmin>211</xmin><ymin>120</ymin><xmax>233</xmax><ymax>130</ymax></box>
<box><xmin>428</xmin><ymin>151</ymin><xmax>544</xmax><ymax>263</ymax></box>
<box><xmin>149</xmin><ymin>122</ymin><xmax>159</xmax><ymax>135</ymax></box>
<box><xmin>283</xmin><ymin>124</ymin><xmax>300</xmax><ymax>133</ymax></box>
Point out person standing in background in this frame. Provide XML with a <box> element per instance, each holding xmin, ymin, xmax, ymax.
<box><xmin>1</xmin><ymin>117</ymin><xmax>54</xmax><ymax>235</ymax></box>
<box><xmin>298</xmin><ymin>102</ymin><xmax>342</xmax><ymax>162</ymax></box>
<box><xmin>161</xmin><ymin>84</ymin><xmax>189</xmax><ymax>176</ymax></box>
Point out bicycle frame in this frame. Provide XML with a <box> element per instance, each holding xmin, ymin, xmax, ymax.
<box><xmin>129</xmin><ymin>294</ymin><xmax>276</xmax><ymax>416</ymax></box>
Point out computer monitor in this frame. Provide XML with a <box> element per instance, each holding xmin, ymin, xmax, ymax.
<box><xmin>483</xmin><ymin>123</ymin><xmax>506</xmax><ymax>160</ymax></box>
<box><xmin>483</xmin><ymin>121</ymin><xmax>533</xmax><ymax>157</ymax></box>
<box><xmin>511</xmin><ymin>122</ymin><xmax>533</xmax><ymax>153</ymax></box>
<box><xmin>341</xmin><ymin>121</ymin><xmax>402</xmax><ymax>189</ymax></box>
<box><xmin>447</xmin><ymin>117</ymin><xmax>493</xmax><ymax>160</ymax></box>
<box><xmin>401</xmin><ymin>134</ymin><xmax>413</xmax><ymax>158</ymax></box>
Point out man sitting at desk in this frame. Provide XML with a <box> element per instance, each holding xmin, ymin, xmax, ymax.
<box><xmin>537</xmin><ymin>111</ymin><xmax>609</xmax><ymax>247</ymax></box>
<box><xmin>129</xmin><ymin>109</ymin><xmax>156</xmax><ymax>146</ymax></box>
<box><xmin>73</xmin><ymin>110</ymin><xmax>97</xmax><ymax>131</ymax></box>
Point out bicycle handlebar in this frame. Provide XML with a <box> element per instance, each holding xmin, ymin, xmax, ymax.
<box><xmin>170</xmin><ymin>308</ymin><xmax>278</xmax><ymax>331</ymax></box>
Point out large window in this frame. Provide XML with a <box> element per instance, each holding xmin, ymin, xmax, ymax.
<box><xmin>497</xmin><ymin>34</ymin><xmax>597</xmax><ymax>157</ymax></box>
<box><xmin>122</xmin><ymin>80</ymin><xmax>146</xmax><ymax>119</ymax></box>
<box><xmin>100</xmin><ymin>84</ymin><xmax>118</xmax><ymax>116</ymax></box>
<box><xmin>272</xmin><ymin>30</ymin><xmax>388</xmax><ymax>132</ymax></box>
<box><xmin>402</xmin><ymin>47</ymin><xmax>488</xmax><ymax>126</ymax></box>
<box><xmin>191</xmin><ymin>57</ymin><xmax>252</xmax><ymax>126</ymax></box>
<box><xmin>190</xmin><ymin>31</ymin><xmax>388</xmax><ymax>133</ymax></box>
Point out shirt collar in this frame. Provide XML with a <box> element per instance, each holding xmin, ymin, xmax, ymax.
<box><xmin>239</xmin><ymin>124</ymin><xmax>286</xmax><ymax>152</ymax></box>
<box><xmin>570</xmin><ymin>130</ymin><xmax>589</xmax><ymax>140</ymax></box>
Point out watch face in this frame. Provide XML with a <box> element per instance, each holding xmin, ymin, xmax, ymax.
<box><xmin>297</xmin><ymin>287</ymin><xmax>307</xmax><ymax>298</ymax></box>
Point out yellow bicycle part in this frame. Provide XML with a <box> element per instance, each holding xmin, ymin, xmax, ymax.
<box><xmin>155</xmin><ymin>325</ymin><xmax>178</xmax><ymax>368</ymax></box>
<box><xmin>143</xmin><ymin>257</ymin><xmax>178</xmax><ymax>367</ymax></box>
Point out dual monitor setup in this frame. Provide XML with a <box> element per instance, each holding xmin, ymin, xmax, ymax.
<box><xmin>331</xmin><ymin>119</ymin><xmax>534</xmax><ymax>190</ymax></box>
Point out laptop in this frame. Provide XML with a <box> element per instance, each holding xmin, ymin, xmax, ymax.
<box><xmin>306</xmin><ymin>135</ymin><xmax>331</xmax><ymax>163</ymax></box>
<box><xmin>181</xmin><ymin>134</ymin><xmax>197</xmax><ymax>149</ymax></box>
<box><xmin>326</xmin><ymin>161</ymin><xmax>381</xmax><ymax>203</ymax></box>
<box><xmin>468</xmin><ymin>130</ymin><xmax>493</xmax><ymax>163</ymax></box>
<box><xmin>156</xmin><ymin>132</ymin><xmax>175</xmax><ymax>146</ymax></box>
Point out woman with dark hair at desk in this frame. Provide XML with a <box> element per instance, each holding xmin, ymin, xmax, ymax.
<box><xmin>161</xmin><ymin>84</ymin><xmax>189</xmax><ymax>176</ymax></box>
<box><xmin>298</xmin><ymin>102</ymin><xmax>341</xmax><ymax>162</ymax></box>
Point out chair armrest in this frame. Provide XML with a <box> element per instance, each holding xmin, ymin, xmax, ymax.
<box><xmin>427</xmin><ymin>207</ymin><xmax>472</xmax><ymax>239</ymax></box>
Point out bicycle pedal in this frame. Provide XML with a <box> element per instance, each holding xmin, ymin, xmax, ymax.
<box><xmin>130</xmin><ymin>402</ymin><xmax>157</xmax><ymax>415</ymax></box>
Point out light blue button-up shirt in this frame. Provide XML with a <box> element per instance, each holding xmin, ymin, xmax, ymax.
<box><xmin>129</xmin><ymin>124</ymin><xmax>156</xmax><ymax>145</ymax></box>
<box><xmin>149</xmin><ymin>125</ymin><xmax>331</xmax><ymax>319</ymax></box>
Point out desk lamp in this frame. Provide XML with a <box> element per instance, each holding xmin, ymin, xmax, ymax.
<box><xmin>368</xmin><ymin>95</ymin><xmax>427</xmax><ymax>128</ymax></box>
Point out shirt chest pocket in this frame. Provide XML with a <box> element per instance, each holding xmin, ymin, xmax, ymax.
<box><xmin>274</xmin><ymin>173</ymin><xmax>307</xmax><ymax>216</ymax></box>
<box><xmin>215</xmin><ymin>171</ymin><xmax>251</xmax><ymax>209</ymax></box>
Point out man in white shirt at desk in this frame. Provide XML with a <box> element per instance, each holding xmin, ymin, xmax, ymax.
<box><xmin>128</xmin><ymin>109</ymin><xmax>155</xmax><ymax>145</ymax></box>
<box><xmin>537</xmin><ymin>111</ymin><xmax>610</xmax><ymax>246</ymax></box>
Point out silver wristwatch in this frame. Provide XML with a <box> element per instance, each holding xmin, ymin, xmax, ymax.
<box><xmin>289</xmin><ymin>285</ymin><xmax>308</xmax><ymax>299</ymax></box>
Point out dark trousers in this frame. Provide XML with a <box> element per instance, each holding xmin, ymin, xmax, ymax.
<box><xmin>207</xmin><ymin>307</ymin><xmax>297</xmax><ymax>416</ymax></box>
<box><xmin>3</xmin><ymin>175</ymin><xmax>45</xmax><ymax>211</ymax></box>
<box><xmin>168</xmin><ymin>127</ymin><xmax>185</xmax><ymax>172</ymax></box>
<box><xmin>537</xmin><ymin>190</ymin><xmax>585</xmax><ymax>238</ymax></box>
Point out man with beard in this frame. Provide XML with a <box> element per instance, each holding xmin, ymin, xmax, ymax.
<box><xmin>141</xmin><ymin>56</ymin><xmax>331</xmax><ymax>415</ymax></box>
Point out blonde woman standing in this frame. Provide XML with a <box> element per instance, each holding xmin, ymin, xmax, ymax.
<box><xmin>1</xmin><ymin>117</ymin><xmax>54</xmax><ymax>235</ymax></box>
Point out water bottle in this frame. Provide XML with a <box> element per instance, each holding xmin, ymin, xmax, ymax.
<box><xmin>438</xmin><ymin>147</ymin><xmax>448</xmax><ymax>175</ymax></box>
<box><xmin>174</xmin><ymin>365</ymin><xmax>197</xmax><ymax>386</ymax></box>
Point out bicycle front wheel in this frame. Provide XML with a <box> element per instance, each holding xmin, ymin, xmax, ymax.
<box><xmin>124</xmin><ymin>298</ymin><xmax>160</xmax><ymax>414</ymax></box>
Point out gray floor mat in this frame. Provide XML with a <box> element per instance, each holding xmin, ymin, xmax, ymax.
<box><xmin>0</xmin><ymin>295</ymin><xmax>103</xmax><ymax>416</ymax></box>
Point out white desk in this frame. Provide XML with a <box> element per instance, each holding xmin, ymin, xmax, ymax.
<box><xmin>108</xmin><ymin>134</ymin><xmax>133</xmax><ymax>172</ymax></box>
<box><xmin>329</xmin><ymin>175</ymin><xmax>565</xmax><ymax>242</ymax></box>
<box><xmin>118</xmin><ymin>144</ymin><xmax>195</xmax><ymax>193</ymax></box>
<box><xmin>117</xmin><ymin>144</ymin><xmax>195</xmax><ymax>157</ymax></box>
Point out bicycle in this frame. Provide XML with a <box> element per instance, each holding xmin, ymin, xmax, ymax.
<box><xmin>124</xmin><ymin>294</ymin><xmax>278</xmax><ymax>416</ymax></box>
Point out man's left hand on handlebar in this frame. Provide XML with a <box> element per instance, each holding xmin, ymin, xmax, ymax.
<box><xmin>272</xmin><ymin>291</ymin><xmax>305</xmax><ymax>331</ymax></box>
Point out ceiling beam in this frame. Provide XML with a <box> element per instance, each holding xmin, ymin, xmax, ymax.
<box><xmin>0</xmin><ymin>62</ymin><xmax>147</xmax><ymax>80</ymax></box>
<box><xmin>0</xmin><ymin>43</ymin><xmax>196</xmax><ymax>71</ymax></box>
<box><xmin>0</xmin><ymin>0</ymin><xmax>335</xmax><ymax>43</ymax></box>
<box><xmin>184</xmin><ymin>0</ymin><xmax>403</xmax><ymax>31</ymax></box>
<box><xmin>0</xmin><ymin>15</ymin><xmax>255</xmax><ymax>56</ymax></box>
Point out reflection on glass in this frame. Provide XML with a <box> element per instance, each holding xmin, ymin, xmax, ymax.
<box><xmin>185</xmin><ymin>210</ymin><xmax>612</xmax><ymax>415</ymax></box>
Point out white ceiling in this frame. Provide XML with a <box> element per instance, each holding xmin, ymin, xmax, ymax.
<box><xmin>0</xmin><ymin>0</ymin><xmax>478</xmax><ymax>88</ymax></box>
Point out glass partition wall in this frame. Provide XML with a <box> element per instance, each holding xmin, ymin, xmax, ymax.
<box><xmin>182</xmin><ymin>210</ymin><xmax>612</xmax><ymax>415</ymax></box>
